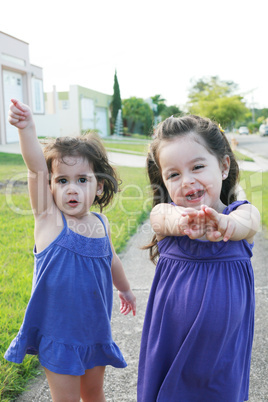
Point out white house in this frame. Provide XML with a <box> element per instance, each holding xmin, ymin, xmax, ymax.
<box><xmin>42</xmin><ymin>85</ymin><xmax>112</xmax><ymax>138</ymax></box>
<box><xmin>0</xmin><ymin>31</ymin><xmax>44</xmax><ymax>145</ymax></box>
<box><xmin>0</xmin><ymin>31</ymin><xmax>112</xmax><ymax>145</ymax></box>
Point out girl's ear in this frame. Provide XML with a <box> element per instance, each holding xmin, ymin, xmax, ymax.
<box><xmin>222</xmin><ymin>155</ymin><xmax>230</xmax><ymax>180</ymax></box>
<box><xmin>96</xmin><ymin>180</ymin><xmax>104</xmax><ymax>195</ymax></box>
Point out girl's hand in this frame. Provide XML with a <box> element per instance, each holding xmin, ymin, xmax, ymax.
<box><xmin>181</xmin><ymin>208</ymin><xmax>207</xmax><ymax>239</ymax></box>
<box><xmin>202</xmin><ymin>206</ymin><xmax>236</xmax><ymax>242</ymax></box>
<box><xmin>118</xmin><ymin>290</ymin><xmax>136</xmax><ymax>316</ymax></box>
<box><xmin>8</xmin><ymin>99</ymin><xmax>34</xmax><ymax>131</ymax></box>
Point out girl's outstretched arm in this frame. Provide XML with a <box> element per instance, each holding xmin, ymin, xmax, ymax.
<box><xmin>106</xmin><ymin>217</ymin><xmax>136</xmax><ymax>316</ymax></box>
<box><xmin>8</xmin><ymin>99</ymin><xmax>52</xmax><ymax>216</ymax></box>
<box><xmin>203</xmin><ymin>204</ymin><xmax>260</xmax><ymax>243</ymax></box>
<box><xmin>150</xmin><ymin>203</ymin><xmax>205</xmax><ymax>240</ymax></box>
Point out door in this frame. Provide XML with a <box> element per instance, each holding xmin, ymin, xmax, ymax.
<box><xmin>81</xmin><ymin>98</ymin><xmax>94</xmax><ymax>131</ymax></box>
<box><xmin>3</xmin><ymin>70</ymin><xmax>23</xmax><ymax>143</ymax></box>
<box><xmin>95</xmin><ymin>107</ymin><xmax>108</xmax><ymax>137</ymax></box>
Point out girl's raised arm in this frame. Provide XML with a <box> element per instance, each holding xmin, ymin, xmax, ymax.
<box><xmin>9</xmin><ymin>99</ymin><xmax>52</xmax><ymax>215</ymax></box>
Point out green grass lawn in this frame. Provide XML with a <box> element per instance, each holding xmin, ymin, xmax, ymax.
<box><xmin>103</xmin><ymin>141</ymin><xmax>149</xmax><ymax>155</ymax></box>
<box><xmin>239</xmin><ymin>170</ymin><xmax>268</xmax><ymax>235</ymax></box>
<box><xmin>0</xmin><ymin>153</ymin><xmax>27</xmax><ymax>182</ymax></box>
<box><xmin>103</xmin><ymin>141</ymin><xmax>254</xmax><ymax>161</ymax></box>
<box><xmin>0</xmin><ymin>193</ymin><xmax>39</xmax><ymax>401</ymax></box>
<box><xmin>0</xmin><ymin>155</ymin><xmax>150</xmax><ymax>401</ymax></box>
<box><xmin>234</xmin><ymin>150</ymin><xmax>254</xmax><ymax>162</ymax></box>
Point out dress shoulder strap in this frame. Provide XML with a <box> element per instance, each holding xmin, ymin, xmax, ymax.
<box><xmin>60</xmin><ymin>211</ymin><xmax>68</xmax><ymax>227</ymax></box>
<box><xmin>91</xmin><ymin>212</ymin><xmax>109</xmax><ymax>237</ymax></box>
<box><xmin>223</xmin><ymin>200</ymin><xmax>250</xmax><ymax>215</ymax></box>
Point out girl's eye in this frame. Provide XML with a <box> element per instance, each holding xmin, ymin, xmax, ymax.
<box><xmin>193</xmin><ymin>165</ymin><xmax>204</xmax><ymax>171</ymax></box>
<box><xmin>58</xmin><ymin>178</ymin><xmax>67</xmax><ymax>184</ymax></box>
<box><xmin>79</xmin><ymin>178</ymin><xmax>88</xmax><ymax>183</ymax></box>
<box><xmin>167</xmin><ymin>172</ymin><xmax>179</xmax><ymax>180</ymax></box>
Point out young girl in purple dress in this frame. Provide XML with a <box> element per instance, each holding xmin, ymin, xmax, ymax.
<box><xmin>138</xmin><ymin>115</ymin><xmax>260</xmax><ymax>401</ymax></box>
<box><xmin>5</xmin><ymin>99</ymin><xmax>136</xmax><ymax>402</ymax></box>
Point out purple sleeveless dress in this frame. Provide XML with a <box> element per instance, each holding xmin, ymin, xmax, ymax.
<box><xmin>4</xmin><ymin>212</ymin><xmax>127</xmax><ymax>375</ymax></box>
<box><xmin>138</xmin><ymin>201</ymin><xmax>255</xmax><ymax>402</ymax></box>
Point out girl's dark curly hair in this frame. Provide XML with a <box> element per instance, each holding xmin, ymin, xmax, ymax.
<box><xmin>146</xmin><ymin>115</ymin><xmax>240</xmax><ymax>263</ymax></box>
<box><xmin>43</xmin><ymin>132</ymin><xmax>119</xmax><ymax>211</ymax></box>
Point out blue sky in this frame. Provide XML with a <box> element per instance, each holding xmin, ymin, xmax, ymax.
<box><xmin>1</xmin><ymin>0</ymin><xmax>267</xmax><ymax>109</ymax></box>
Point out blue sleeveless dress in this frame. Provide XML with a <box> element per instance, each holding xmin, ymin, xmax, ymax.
<box><xmin>4</xmin><ymin>212</ymin><xmax>127</xmax><ymax>375</ymax></box>
<box><xmin>138</xmin><ymin>200</ymin><xmax>255</xmax><ymax>402</ymax></box>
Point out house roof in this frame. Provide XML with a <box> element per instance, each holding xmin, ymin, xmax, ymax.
<box><xmin>0</xmin><ymin>31</ymin><xmax>29</xmax><ymax>45</ymax></box>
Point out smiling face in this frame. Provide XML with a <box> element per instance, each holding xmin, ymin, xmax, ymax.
<box><xmin>158</xmin><ymin>133</ymin><xmax>230</xmax><ymax>212</ymax></box>
<box><xmin>50</xmin><ymin>156</ymin><xmax>103</xmax><ymax>217</ymax></box>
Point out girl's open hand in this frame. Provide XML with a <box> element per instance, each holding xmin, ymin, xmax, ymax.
<box><xmin>181</xmin><ymin>208</ymin><xmax>206</xmax><ymax>239</ymax></box>
<box><xmin>202</xmin><ymin>206</ymin><xmax>236</xmax><ymax>242</ymax></box>
<box><xmin>118</xmin><ymin>290</ymin><xmax>136</xmax><ymax>316</ymax></box>
<box><xmin>8</xmin><ymin>99</ymin><xmax>33</xmax><ymax>130</ymax></box>
<box><xmin>180</xmin><ymin>205</ymin><xmax>235</xmax><ymax>241</ymax></box>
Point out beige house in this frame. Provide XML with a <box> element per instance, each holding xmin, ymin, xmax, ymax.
<box><xmin>0</xmin><ymin>31</ymin><xmax>112</xmax><ymax>145</ymax></box>
<box><xmin>43</xmin><ymin>85</ymin><xmax>112</xmax><ymax>138</ymax></box>
<box><xmin>0</xmin><ymin>31</ymin><xmax>44</xmax><ymax>144</ymax></box>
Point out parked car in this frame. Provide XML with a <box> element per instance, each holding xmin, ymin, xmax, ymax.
<box><xmin>259</xmin><ymin>124</ymin><xmax>268</xmax><ymax>136</ymax></box>
<box><xmin>238</xmin><ymin>126</ymin><xmax>249</xmax><ymax>135</ymax></box>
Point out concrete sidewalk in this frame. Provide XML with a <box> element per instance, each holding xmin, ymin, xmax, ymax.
<box><xmin>14</xmin><ymin>221</ymin><xmax>268</xmax><ymax>401</ymax></box>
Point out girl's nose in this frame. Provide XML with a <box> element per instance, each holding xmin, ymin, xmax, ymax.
<box><xmin>182</xmin><ymin>173</ymin><xmax>195</xmax><ymax>187</ymax></box>
<box><xmin>67</xmin><ymin>184</ymin><xmax>78</xmax><ymax>194</ymax></box>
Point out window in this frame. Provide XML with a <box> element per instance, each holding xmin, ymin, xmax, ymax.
<box><xmin>61</xmin><ymin>100</ymin><xmax>70</xmax><ymax>110</ymax></box>
<box><xmin>32</xmin><ymin>78</ymin><xmax>44</xmax><ymax>114</ymax></box>
<box><xmin>1</xmin><ymin>53</ymin><xmax>26</xmax><ymax>66</ymax></box>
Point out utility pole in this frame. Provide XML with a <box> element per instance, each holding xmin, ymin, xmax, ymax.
<box><xmin>241</xmin><ymin>87</ymin><xmax>258</xmax><ymax>123</ymax></box>
<box><xmin>251</xmin><ymin>95</ymin><xmax>255</xmax><ymax>123</ymax></box>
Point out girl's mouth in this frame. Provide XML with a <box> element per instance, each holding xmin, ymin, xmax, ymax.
<box><xmin>68</xmin><ymin>200</ymin><xmax>79</xmax><ymax>207</ymax></box>
<box><xmin>185</xmin><ymin>190</ymin><xmax>205</xmax><ymax>201</ymax></box>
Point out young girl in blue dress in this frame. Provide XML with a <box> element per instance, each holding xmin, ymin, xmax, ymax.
<box><xmin>5</xmin><ymin>99</ymin><xmax>136</xmax><ymax>402</ymax></box>
<box><xmin>138</xmin><ymin>115</ymin><xmax>260</xmax><ymax>402</ymax></box>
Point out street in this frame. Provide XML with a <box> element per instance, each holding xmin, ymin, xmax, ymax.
<box><xmin>227</xmin><ymin>133</ymin><xmax>268</xmax><ymax>158</ymax></box>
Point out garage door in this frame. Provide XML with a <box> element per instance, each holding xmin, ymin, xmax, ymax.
<box><xmin>95</xmin><ymin>107</ymin><xmax>108</xmax><ymax>137</ymax></box>
<box><xmin>81</xmin><ymin>98</ymin><xmax>94</xmax><ymax>131</ymax></box>
<box><xmin>3</xmin><ymin>70</ymin><xmax>23</xmax><ymax>143</ymax></box>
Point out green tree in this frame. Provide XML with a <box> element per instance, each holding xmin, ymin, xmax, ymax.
<box><xmin>244</xmin><ymin>109</ymin><xmax>268</xmax><ymax>133</ymax></box>
<box><xmin>253</xmin><ymin>108</ymin><xmax>268</xmax><ymax>122</ymax></box>
<box><xmin>111</xmin><ymin>70</ymin><xmax>122</xmax><ymax>125</ymax></box>
<box><xmin>151</xmin><ymin>94</ymin><xmax>166</xmax><ymax>117</ymax></box>
<box><xmin>160</xmin><ymin>105</ymin><xmax>183</xmax><ymax>120</ymax></box>
<box><xmin>122</xmin><ymin>97</ymin><xmax>154</xmax><ymax>135</ymax></box>
<box><xmin>188</xmin><ymin>76</ymin><xmax>238</xmax><ymax>103</ymax></box>
<box><xmin>188</xmin><ymin>76</ymin><xmax>248</xmax><ymax>128</ymax></box>
<box><xmin>150</xmin><ymin>95</ymin><xmax>183</xmax><ymax>122</ymax></box>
